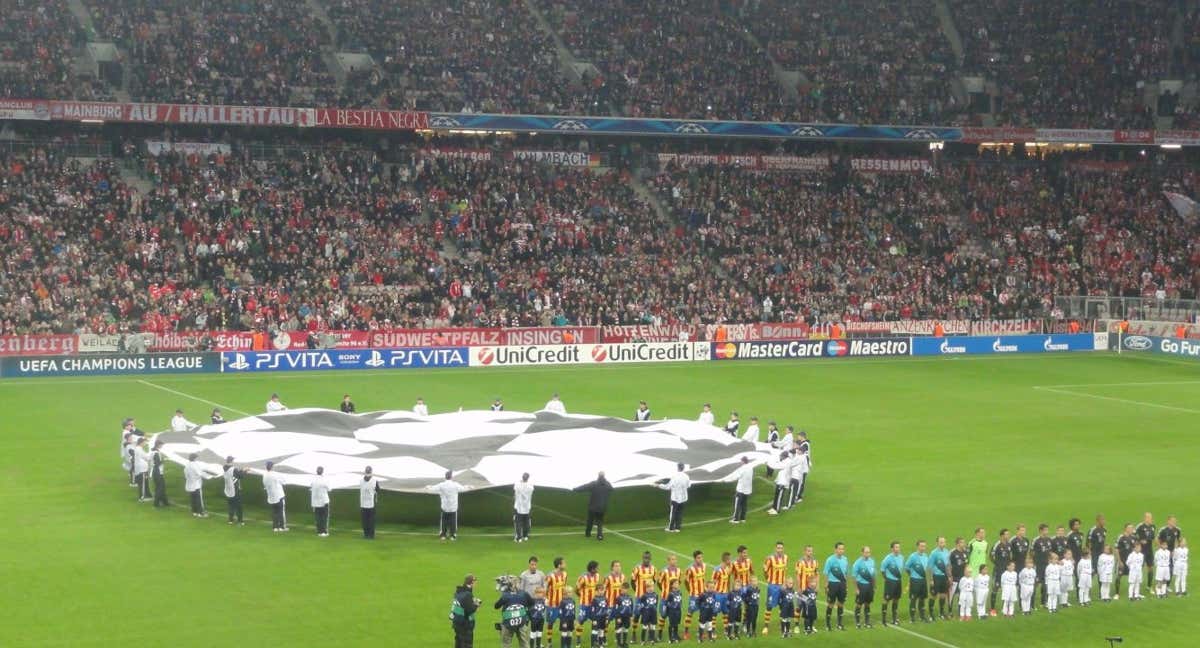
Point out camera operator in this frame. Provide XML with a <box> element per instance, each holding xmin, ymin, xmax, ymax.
<box><xmin>451</xmin><ymin>574</ymin><xmax>481</xmax><ymax>648</ymax></box>
<box><xmin>495</xmin><ymin>575</ymin><xmax>534</xmax><ymax>648</ymax></box>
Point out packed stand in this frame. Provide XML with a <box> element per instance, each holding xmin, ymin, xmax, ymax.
<box><xmin>0</xmin><ymin>0</ymin><xmax>104</xmax><ymax>100</ymax></box>
<box><xmin>654</xmin><ymin>157</ymin><xmax>1200</xmax><ymax>324</ymax></box>
<box><xmin>413</xmin><ymin>153</ymin><xmax>733</xmax><ymax>326</ymax></box>
<box><xmin>737</xmin><ymin>0</ymin><xmax>963</xmax><ymax>124</ymax></box>
<box><xmin>325</xmin><ymin>0</ymin><xmax>582</xmax><ymax>114</ymax></box>
<box><xmin>85</xmin><ymin>0</ymin><xmax>333</xmax><ymax>106</ymax></box>
<box><xmin>534</xmin><ymin>0</ymin><xmax>792</xmax><ymax>121</ymax></box>
<box><xmin>952</xmin><ymin>0</ymin><xmax>1168</xmax><ymax>128</ymax></box>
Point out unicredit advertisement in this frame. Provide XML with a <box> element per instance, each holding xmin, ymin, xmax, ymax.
<box><xmin>911</xmin><ymin>334</ymin><xmax>1094</xmax><ymax>356</ymax></box>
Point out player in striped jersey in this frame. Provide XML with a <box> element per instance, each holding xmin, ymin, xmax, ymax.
<box><xmin>796</xmin><ymin>544</ymin><xmax>821</xmax><ymax>592</ymax></box>
<box><xmin>657</xmin><ymin>554</ymin><xmax>681</xmax><ymax>636</ymax></box>
<box><xmin>629</xmin><ymin>552</ymin><xmax>656</xmax><ymax>635</ymax></box>
<box><xmin>683</xmin><ymin>550</ymin><xmax>707</xmax><ymax>640</ymax></box>
<box><xmin>604</xmin><ymin>561</ymin><xmax>624</xmax><ymax>607</ymax></box>
<box><xmin>576</xmin><ymin>561</ymin><xmax>600</xmax><ymax>647</ymax></box>
<box><xmin>714</xmin><ymin>552</ymin><xmax>734</xmax><ymax>639</ymax></box>
<box><xmin>733</xmin><ymin>545</ymin><xmax>754</xmax><ymax>588</ymax></box>
<box><xmin>763</xmin><ymin>541</ymin><xmax>789</xmax><ymax>634</ymax></box>
<box><xmin>546</xmin><ymin>557</ymin><xmax>568</xmax><ymax>632</ymax></box>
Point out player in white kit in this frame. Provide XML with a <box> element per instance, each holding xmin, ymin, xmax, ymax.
<box><xmin>1125</xmin><ymin>543</ymin><xmax>1145</xmax><ymax>601</ymax></box>
<box><xmin>1154</xmin><ymin>541</ymin><xmax>1172</xmax><ymax>598</ymax></box>
<box><xmin>1018</xmin><ymin>559</ymin><xmax>1036</xmax><ymax>615</ymax></box>
<box><xmin>1172</xmin><ymin>538</ymin><xmax>1188</xmax><ymax>595</ymax></box>
<box><xmin>1044</xmin><ymin>555</ymin><xmax>1061</xmax><ymax>613</ymax></box>
<box><xmin>957</xmin><ymin>567</ymin><xmax>974</xmax><ymax>620</ymax></box>
<box><xmin>1077</xmin><ymin>548</ymin><xmax>1093</xmax><ymax>606</ymax></box>
<box><xmin>1098</xmin><ymin>546</ymin><xmax>1115</xmax><ymax>601</ymax></box>
<box><xmin>1000</xmin><ymin>562</ymin><xmax>1018</xmax><ymax>617</ymax></box>
<box><xmin>974</xmin><ymin>565</ymin><xmax>990</xmax><ymax>619</ymax></box>
<box><xmin>1059</xmin><ymin>550</ymin><xmax>1075</xmax><ymax>607</ymax></box>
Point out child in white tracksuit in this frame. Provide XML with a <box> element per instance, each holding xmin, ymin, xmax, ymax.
<box><xmin>1155</xmin><ymin>543</ymin><xmax>1173</xmax><ymax>598</ymax></box>
<box><xmin>1173</xmin><ymin>539</ymin><xmax>1188</xmax><ymax>595</ymax></box>
<box><xmin>1000</xmin><ymin>562</ymin><xmax>1018</xmax><ymax>617</ymax></box>
<box><xmin>1059</xmin><ymin>552</ymin><xmax>1075</xmax><ymax>607</ymax></box>
<box><xmin>1044</xmin><ymin>555</ymin><xmax>1061</xmax><ymax>613</ymax></box>
<box><xmin>1077</xmin><ymin>549</ymin><xmax>1093</xmax><ymax>606</ymax></box>
<box><xmin>958</xmin><ymin>567</ymin><xmax>974</xmax><ymax>620</ymax></box>
<box><xmin>974</xmin><ymin>566</ymin><xmax>990</xmax><ymax>619</ymax></box>
<box><xmin>1126</xmin><ymin>543</ymin><xmax>1145</xmax><ymax>600</ymax></box>
<box><xmin>1019</xmin><ymin>560</ymin><xmax>1036</xmax><ymax>614</ymax></box>
<box><xmin>1098</xmin><ymin>546</ymin><xmax>1115</xmax><ymax>601</ymax></box>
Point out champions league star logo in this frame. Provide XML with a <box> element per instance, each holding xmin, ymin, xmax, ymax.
<box><xmin>154</xmin><ymin>409</ymin><xmax>774</xmax><ymax>492</ymax></box>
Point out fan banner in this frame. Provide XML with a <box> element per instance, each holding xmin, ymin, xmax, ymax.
<box><xmin>153</xmin><ymin>409</ymin><xmax>776</xmax><ymax>492</ymax></box>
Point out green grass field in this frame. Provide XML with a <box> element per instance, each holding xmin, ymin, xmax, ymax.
<box><xmin>2</xmin><ymin>352</ymin><xmax>1197</xmax><ymax>647</ymax></box>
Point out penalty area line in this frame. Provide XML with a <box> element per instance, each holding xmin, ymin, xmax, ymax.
<box><xmin>137</xmin><ymin>379</ymin><xmax>252</xmax><ymax>417</ymax></box>
<box><xmin>1032</xmin><ymin>386</ymin><xmax>1200</xmax><ymax>414</ymax></box>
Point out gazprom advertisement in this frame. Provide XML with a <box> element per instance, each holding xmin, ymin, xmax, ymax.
<box><xmin>220</xmin><ymin>348</ymin><xmax>470</xmax><ymax>372</ymax></box>
<box><xmin>912</xmin><ymin>334</ymin><xmax>1094</xmax><ymax>356</ymax></box>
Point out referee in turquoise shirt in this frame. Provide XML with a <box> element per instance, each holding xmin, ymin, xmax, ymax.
<box><xmin>852</xmin><ymin>546</ymin><xmax>876</xmax><ymax>628</ymax></box>
<box><xmin>904</xmin><ymin>541</ymin><xmax>931</xmax><ymax>623</ymax></box>
<box><xmin>880</xmin><ymin>542</ymin><xmax>904</xmax><ymax>626</ymax></box>
<box><xmin>822</xmin><ymin>542</ymin><xmax>850</xmax><ymax>631</ymax></box>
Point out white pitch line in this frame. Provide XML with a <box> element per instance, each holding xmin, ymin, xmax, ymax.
<box><xmin>137</xmin><ymin>379</ymin><xmax>252</xmax><ymax>416</ymax></box>
<box><xmin>1032</xmin><ymin>386</ymin><xmax>1200</xmax><ymax>414</ymax></box>
<box><xmin>1032</xmin><ymin>380</ymin><xmax>1200</xmax><ymax>388</ymax></box>
<box><xmin>887</xmin><ymin>623</ymin><xmax>963</xmax><ymax>648</ymax></box>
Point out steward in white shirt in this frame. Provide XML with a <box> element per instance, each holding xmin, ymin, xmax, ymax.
<box><xmin>260</xmin><ymin>461</ymin><xmax>288</xmax><ymax>531</ymax></box>
<box><xmin>658</xmin><ymin>463</ymin><xmax>691</xmax><ymax>533</ymax></box>
<box><xmin>266</xmin><ymin>393</ymin><xmax>287</xmax><ymax>413</ymax></box>
<box><xmin>222</xmin><ymin>456</ymin><xmax>247</xmax><ymax>525</ymax></box>
<box><xmin>729</xmin><ymin>456</ymin><xmax>754</xmax><ymax>523</ymax></box>
<box><xmin>311</xmin><ymin>466</ymin><xmax>331</xmax><ymax>537</ymax></box>
<box><xmin>184</xmin><ymin>453</ymin><xmax>211</xmax><ymax>517</ymax></box>
<box><xmin>171</xmin><ymin>409</ymin><xmax>197</xmax><ymax>433</ymax></box>
<box><xmin>426</xmin><ymin>471</ymin><xmax>470</xmax><ymax>540</ymax></box>
<box><xmin>543</xmin><ymin>393</ymin><xmax>567</xmax><ymax>415</ymax></box>
<box><xmin>697</xmin><ymin>403</ymin><xmax>714</xmax><ymax>426</ymax></box>
<box><xmin>360</xmin><ymin>466</ymin><xmax>381</xmax><ymax>539</ymax></box>
<box><xmin>513</xmin><ymin>472</ymin><xmax>534</xmax><ymax>542</ymax></box>
<box><xmin>413</xmin><ymin>398</ymin><xmax>430</xmax><ymax>417</ymax></box>
<box><xmin>742</xmin><ymin>417</ymin><xmax>760</xmax><ymax>443</ymax></box>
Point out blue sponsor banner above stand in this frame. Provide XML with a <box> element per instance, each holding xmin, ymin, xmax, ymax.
<box><xmin>427</xmin><ymin>112</ymin><xmax>962</xmax><ymax>142</ymax></box>
<box><xmin>911</xmin><ymin>334</ymin><xmax>1094</xmax><ymax>356</ymax></box>
<box><xmin>1</xmin><ymin>353</ymin><xmax>218</xmax><ymax>377</ymax></box>
<box><xmin>220</xmin><ymin>348</ymin><xmax>470</xmax><ymax>372</ymax></box>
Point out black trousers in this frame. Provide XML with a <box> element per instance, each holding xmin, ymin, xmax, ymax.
<box><xmin>797</xmin><ymin>473</ymin><xmax>808</xmax><ymax>499</ymax></box>
<box><xmin>732</xmin><ymin>493</ymin><xmax>748</xmax><ymax>521</ymax></box>
<box><xmin>135</xmin><ymin>472</ymin><xmax>150</xmax><ymax>500</ymax></box>
<box><xmin>585</xmin><ymin>510</ymin><xmax>605</xmax><ymax>538</ymax></box>
<box><xmin>128</xmin><ymin>462</ymin><xmax>135</xmax><ymax>485</ymax></box>
<box><xmin>440</xmin><ymin>511</ymin><xmax>458</xmax><ymax>538</ymax></box>
<box><xmin>513</xmin><ymin>510</ymin><xmax>531</xmax><ymax>540</ymax></box>
<box><xmin>227</xmin><ymin>494</ymin><xmax>243</xmax><ymax>523</ymax></box>
<box><xmin>361</xmin><ymin>506</ymin><xmax>376</xmax><ymax>538</ymax></box>
<box><xmin>453</xmin><ymin>623</ymin><xmax>474</xmax><ymax>648</ymax></box>
<box><xmin>788</xmin><ymin>479</ymin><xmax>801</xmax><ymax>507</ymax></box>
<box><xmin>189</xmin><ymin>489</ymin><xmax>204</xmax><ymax>514</ymax></box>
<box><xmin>771</xmin><ymin>485</ymin><xmax>787</xmax><ymax>512</ymax></box>
<box><xmin>270</xmin><ymin>498</ymin><xmax>286</xmax><ymax>529</ymax></box>
<box><xmin>668</xmin><ymin>501</ymin><xmax>685</xmax><ymax>530</ymax></box>
<box><xmin>153</xmin><ymin>473</ymin><xmax>168</xmax><ymax>507</ymax></box>
<box><xmin>314</xmin><ymin>504</ymin><xmax>329</xmax><ymax>534</ymax></box>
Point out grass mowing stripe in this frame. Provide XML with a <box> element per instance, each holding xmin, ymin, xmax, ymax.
<box><xmin>137</xmin><ymin>379</ymin><xmax>252</xmax><ymax>416</ymax></box>
<box><xmin>1032</xmin><ymin>380</ymin><xmax>1200</xmax><ymax>388</ymax></box>
<box><xmin>1031</xmin><ymin>386</ymin><xmax>1200</xmax><ymax>414</ymax></box>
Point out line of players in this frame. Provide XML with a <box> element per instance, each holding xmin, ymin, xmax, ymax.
<box><xmin>517</xmin><ymin>528</ymin><xmax>1190</xmax><ymax>648</ymax></box>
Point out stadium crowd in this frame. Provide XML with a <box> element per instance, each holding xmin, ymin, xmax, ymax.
<box><xmin>2</xmin><ymin>144</ymin><xmax>1198</xmax><ymax>336</ymax></box>
<box><xmin>0</xmin><ymin>0</ymin><xmax>1194</xmax><ymax>128</ymax></box>
<box><xmin>952</xmin><ymin>0</ymin><xmax>1167</xmax><ymax>128</ymax></box>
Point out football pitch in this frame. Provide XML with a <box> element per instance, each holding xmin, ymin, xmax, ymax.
<box><xmin>2</xmin><ymin>352</ymin><xmax>1197</xmax><ymax>647</ymax></box>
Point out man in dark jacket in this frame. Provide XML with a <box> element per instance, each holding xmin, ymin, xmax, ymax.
<box><xmin>452</xmin><ymin>574</ymin><xmax>481</xmax><ymax>648</ymax></box>
<box><xmin>495</xmin><ymin>576</ymin><xmax>535</xmax><ymax>647</ymax></box>
<box><xmin>575</xmin><ymin>472</ymin><xmax>613</xmax><ymax>541</ymax></box>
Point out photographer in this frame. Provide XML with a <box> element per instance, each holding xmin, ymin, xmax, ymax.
<box><xmin>495</xmin><ymin>575</ymin><xmax>534</xmax><ymax>648</ymax></box>
<box><xmin>451</xmin><ymin>574</ymin><xmax>481</xmax><ymax>648</ymax></box>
